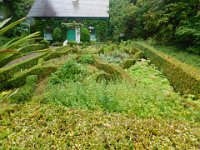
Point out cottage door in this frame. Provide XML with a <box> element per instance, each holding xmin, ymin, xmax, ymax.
<box><xmin>67</xmin><ymin>29</ymin><xmax>76</xmax><ymax>42</ymax></box>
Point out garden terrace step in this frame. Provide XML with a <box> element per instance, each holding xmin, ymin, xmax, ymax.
<box><xmin>134</xmin><ymin>42</ymin><xmax>200</xmax><ymax>96</ymax></box>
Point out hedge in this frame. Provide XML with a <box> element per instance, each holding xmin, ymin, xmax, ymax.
<box><xmin>10</xmin><ymin>75</ymin><xmax>38</xmax><ymax>103</ymax></box>
<box><xmin>94</xmin><ymin>58</ymin><xmax>134</xmax><ymax>84</ymax></box>
<box><xmin>0</xmin><ymin>53</ymin><xmax>47</xmax><ymax>84</ymax></box>
<box><xmin>120</xmin><ymin>58</ymin><xmax>136</xmax><ymax>69</ymax></box>
<box><xmin>43</xmin><ymin>48</ymin><xmax>76</xmax><ymax>61</ymax></box>
<box><xmin>0</xmin><ymin>44</ymin><xmax>47</xmax><ymax>68</ymax></box>
<box><xmin>0</xmin><ymin>47</ymin><xmax>77</xmax><ymax>86</ymax></box>
<box><xmin>20</xmin><ymin>44</ymin><xmax>47</xmax><ymax>53</ymax></box>
<box><xmin>134</xmin><ymin>42</ymin><xmax>200</xmax><ymax>96</ymax></box>
<box><xmin>2</xmin><ymin>66</ymin><xmax>58</xmax><ymax>91</ymax></box>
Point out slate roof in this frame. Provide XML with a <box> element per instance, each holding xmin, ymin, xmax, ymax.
<box><xmin>28</xmin><ymin>0</ymin><xmax>109</xmax><ymax>19</ymax></box>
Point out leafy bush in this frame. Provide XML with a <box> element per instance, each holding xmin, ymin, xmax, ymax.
<box><xmin>39</xmin><ymin>39</ymin><xmax>50</xmax><ymax>48</ymax></box>
<box><xmin>53</xmin><ymin>27</ymin><xmax>62</xmax><ymax>42</ymax></box>
<box><xmin>51</xmin><ymin>41</ymin><xmax>62</xmax><ymax>47</ymax></box>
<box><xmin>50</xmin><ymin>60</ymin><xmax>88</xmax><ymax>84</ymax></box>
<box><xmin>10</xmin><ymin>75</ymin><xmax>38</xmax><ymax>103</ymax></box>
<box><xmin>81</xmin><ymin>27</ymin><xmax>90</xmax><ymax>42</ymax></box>
<box><xmin>78</xmin><ymin>54</ymin><xmax>95</xmax><ymax>64</ymax></box>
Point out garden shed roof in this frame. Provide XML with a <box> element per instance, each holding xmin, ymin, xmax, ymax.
<box><xmin>28</xmin><ymin>0</ymin><xmax>109</xmax><ymax>19</ymax></box>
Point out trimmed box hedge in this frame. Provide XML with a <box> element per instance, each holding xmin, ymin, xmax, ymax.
<box><xmin>134</xmin><ymin>42</ymin><xmax>200</xmax><ymax>96</ymax></box>
<box><xmin>43</xmin><ymin>48</ymin><xmax>76</xmax><ymax>61</ymax></box>
<box><xmin>10</xmin><ymin>75</ymin><xmax>38</xmax><ymax>103</ymax></box>
<box><xmin>20</xmin><ymin>44</ymin><xmax>47</xmax><ymax>53</ymax></box>
<box><xmin>0</xmin><ymin>48</ymin><xmax>76</xmax><ymax>86</ymax></box>
<box><xmin>94</xmin><ymin>58</ymin><xmax>134</xmax><ymax>84</ymax></box>
<box><xmin>2</xmin><ymin>66</ymin><xmax>57</xmax><ymax>91</ymax></box>
<box><xmin>0</xmin><ymin>44</ymin><xmax>47</xmax><ymax>68</ymax></box>
<box><xmin>0</xmin><ymin>53</ymin><xmax>47</xmax><ymax>84</ymax></box>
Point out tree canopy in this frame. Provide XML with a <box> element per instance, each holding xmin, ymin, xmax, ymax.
<box><xmin>109</xmin><ymin>0</ymin><xmax>200</xmax><ymax>54</ymax></box>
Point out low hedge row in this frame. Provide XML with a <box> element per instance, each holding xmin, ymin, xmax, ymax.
<box><xmin>0</xmin><ymin>53</ymin><xmax>47</xmax><ymax>84</ymax></box>
<box><xmin>10</xmin><ymin>75</ymin><xmax>38</xmax><ymax>103</ymax></box>
<box><xmin>134</xmin><ymin>42</ymin><xmax>200</xmax><ymax>96</ymax></box>
<box><xmin>0</xmin><ymin>48</ymin><xmax>76</xmax><ymax>85</ymax></box>
<box><xmin>20</xmin><ymin>44</ymin><xmax>47</xmax><ymax>53</ymax></box>
<box><xmin>94</xmin><ymin>58</ymin><xmax>134</xmax><ymax>84</ymax></box>
<box><xmin>0</xmin><ymin>44</ymin><xmax>47</xmax><ymax>68</ymax></box>
<box><xmin>2</xmin><ymin>66</ymin><xmax>57</xmax><ymax>91</ymax></box>
<box><xmin>43</xmin><ymin>49</ymin><xmax>76</xmax><ymax>61</ymax></box>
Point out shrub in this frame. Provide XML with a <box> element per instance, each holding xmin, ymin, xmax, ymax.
<box><xmin>94</xmin><ymin>59</ymin><xmax>133</xmax><ymax>83</ymax></box>
<box><xmin>10</xmin><ymin>75</ymin><xmax>38</xmax><ymax>103</ymax></box>
<box><xmin>67</xmin><ymin>41</ymin><xmax>77</xmax><ymax>46</ymax></box>
<box><xmin>50</xmin><ymin>60</ymin><xmax>88</xmax><ymax>84</ymax></box>
<box><xmin>81</xmin><ymin>27</ymin><xmax>90</xmax><ymax>42</ymax></box>
<box><xmin>53</xmin><ymin>28</ymin><xmax>62</xmax><ymax>42</ymax></box>
<box><xmin>39</xmin><ymin>39</ymin><xmax>50</xmax><ymax>48</ymax></box>
<box><xmin>78</xmin><ymin>54</ymin><xmax>95</xmax><ymax>64</ymax></box>
<box><xmin>51</xmin><ymin>42</ymin><xmax>62</xmax><ymax>47</ymax></box>
<box><xmin>120</xmin><ymin>58</ymin><xmax>136</xmax><ymax>69</ymax></box>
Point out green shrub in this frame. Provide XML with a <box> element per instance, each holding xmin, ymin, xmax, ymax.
<box><xmin>53</xmin><ymin>28</ymin><xmax>62</xmax><ymax>42</ymax></box>
<box><xmin>67</xmin><ymin>41</ymin><xmax>77</xmax><ymax>46</ymax></box>
<box><xmin>133</xmin><ymin>51</ymin><xmax>145</xmax><ymax>60</ymax></box>
<box><xmin>51</xmin><ymin>42</ymin><xmax>62</xmax><ymax>47</ymax></box>
<box><xmin>94</xmin><ymin>59</ymin><xmax>133</xmax><ymax>83</ymax></box>
<box><xmin>39</xmin><ymin>39</ymin><xmax>50</xmax><ymax>48</ymax></box>
<box><xmin>50</xmin><ymin>60</ymin><xmax>88</xmax><ymax>84</ymax></box>
<box><xmin>10</xmin><ymin>75</ymin><xmax>38</xmax><ymax>103</ymax></box>
<box><xmin>78</xmin><ymin>54</ymin><xmax>95</xmax><ymax>64</ymax></box>
<box><xmin>120</xmin><ymin>58</ymin><xmax>136</xmax><ymax>69</ymax></box>
<box><xmin>134</xmin><ymin>42</ymin><xmax>200</xmax><ymax>96</ymax></box>
<box><xmin>81</xmin><ymin>27</ymin><xmax>90</xmax><ymax>42</ymax></box>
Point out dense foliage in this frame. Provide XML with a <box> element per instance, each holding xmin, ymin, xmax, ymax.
<box><xmin>109</xmin><ymin>0</ymin><xmax>200</xmax><ymax>54</ymax></box>
<box><xmin>80</xmin><ymin>27</ymin><xmax>90</xmax><ymax>42</ymax></box>
<box><xmin>1</xmin><ymin>0</ymin><xmax>34</xmax><ymax>37</ymax></box>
